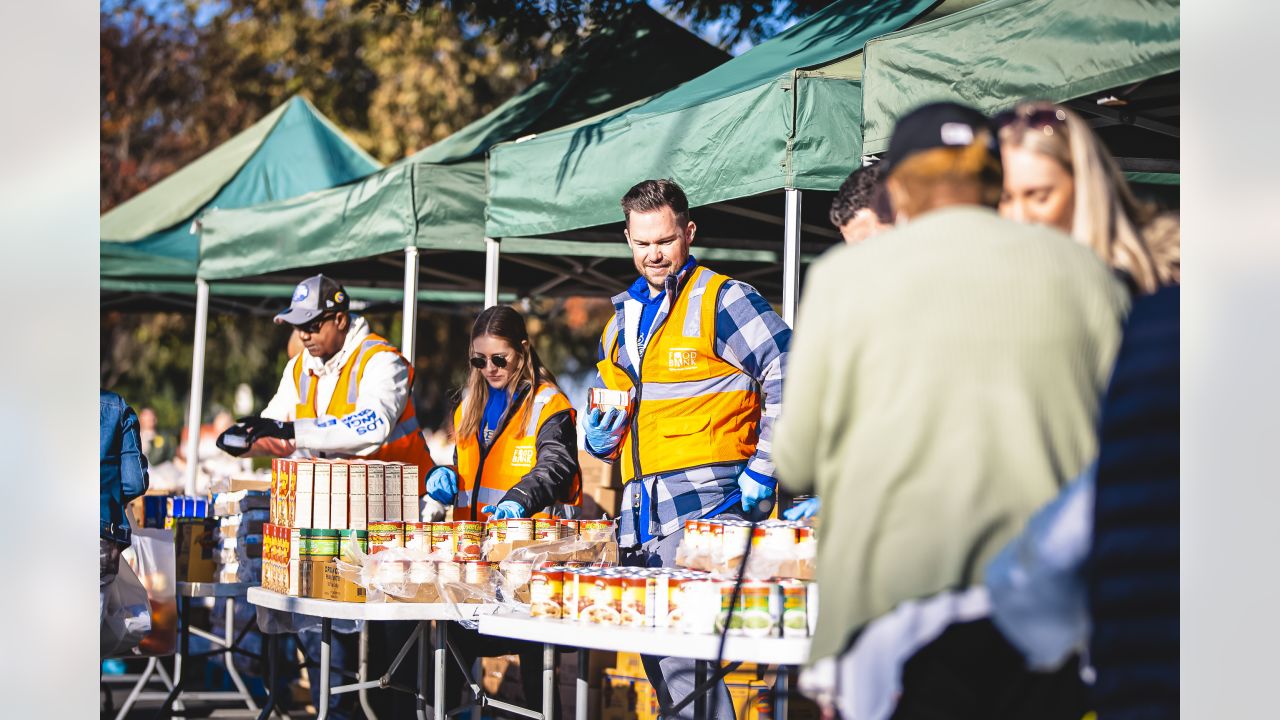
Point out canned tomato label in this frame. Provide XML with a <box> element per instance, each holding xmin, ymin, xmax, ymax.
<box><xmin>506</xmin><ymin>518</ymin><xmax>535</xmax><ymax>542</ymax></box>
<box><xmin>578</xmin><ymin>519</ymin><xmax>615</xmax><ymax>540</ymax></box>
<box><xmin>780</xmin><ymin>580</ymin><xmax>808</xmax><ymax>637</ymax></box>
<box><xmin>404</xmin><ymin>523</ymin><xmax>432</xmax><ymax>552</ymax></box>
<box><xmin>620</xmin><ymin>576</ymin><xmax>650</xmax><ymax>627</ymax></box>
<box><xmin>583</xmin><ymin>574</ymin><xmax>621</xmax><ymax>624</ymax></box>
<box><xmin>531</xmin><ymin>567</ymin><xmax>565</xmax><ymax>618</ymax></box>
<box><xmin>463</xmin><ymin>560</ymin><xmax>491</xmax><ymax>586</ymax></box>
<box><xmin>432</xmin><ymin>522</ymin><xmax>456</xmax><ymax>556</ymax></box>
<box><xmin>454</xmin><ymin>521</ymin><xmax>484</xmax><ymax>559</ymax></box>
<box><xmin>534</xmin><ymin>519</ymin><xmax>559</xmax><ymax>542</ymax></box>
<box><xmin>368</xmin><ymin>522</ymin><xmax>404</xmax><ymax>554</ymax></box>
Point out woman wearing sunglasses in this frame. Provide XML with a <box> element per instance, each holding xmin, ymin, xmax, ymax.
<box><xmin>996</xmin><ymin>101</ymin><xmax>1179</xmax><ymax>295</ymax></box>
<box><xmin>422</xmin><ymin>305</ymin><xmax>580</xmax><ymax>521</ymax></box>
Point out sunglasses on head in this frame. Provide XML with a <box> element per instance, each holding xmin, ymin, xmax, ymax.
<box><xmin>295</xmin><ymin>314</ymin><xmax>336</xmax><ymax>334</ymax></box>
<box><xmin>470</xmin><ymin>353</ymin><xmax>510</xmax><ymax>370</ymax></box>
<box><xmin>994</xmin><ymin>106</ymin><xmax>1068</xmax><ymax>133</ymax></box>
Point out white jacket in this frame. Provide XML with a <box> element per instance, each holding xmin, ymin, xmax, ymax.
<box><xmin>260</xmin><ymin>315</ymin><xmax>411</xmax><ymax>457</ymax></box>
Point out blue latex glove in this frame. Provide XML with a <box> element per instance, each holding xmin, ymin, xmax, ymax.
<box><xmin>584</xmin><ymin>406</ymin><xmax>629</xmax><ymax>455</ymax></box>
<box><xmin>738</xmin><ymin>471</ymin><xmax>776</xmax><ymax>513</ymax></box>
<box><xmin>482</xmin><ymin>501</ymin><xmax>526</xmax><ymax>520</ymax></box>
<box><xmin>424</xmin><ymin>466</ymin><xmax>458</xmax><ymax>504</ymax></box>
<box><xmin>783</xmin><ymin>497</ymin><xmax>821</xmax><ymax>520</ymax></box>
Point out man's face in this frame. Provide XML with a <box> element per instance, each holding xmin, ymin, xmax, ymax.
<box><xmin>297</xmin><ymin>312</ymin><xmax>349</xmax><ymax>362</ymax></box>
<box><xmin>625</xmin><ymin>207</ymin><xmax>695</xmax><ymax>295</ymax></box>
<box><xmin>838</xmin><ymin>209</ymin><xmax>891</xmax><ymax>245</ymax></box>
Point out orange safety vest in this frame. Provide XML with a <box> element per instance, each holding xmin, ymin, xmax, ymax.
<box><xmin>596</xmin><ymin>265</ymin><xmax>761</xmax><ymax>483</ymax></box>
<box><xmin>452</xmin><ymin>382</ymin><xmax>580</xmax><ymax>521</ymax></box>
<box><xmin>292</xmin><ymin>333</ymin><xmax>436</xmax><ymax>494</ymax></box>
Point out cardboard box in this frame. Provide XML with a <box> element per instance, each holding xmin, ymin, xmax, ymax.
<box><xmin>295</xmin><ymin>460</ymin><xmax>315</xmax><ymax>528</ymax></box>
<box><xmin>488</xmin><ymin>539</ymin><xmax>618</xmax><ymax>565</ymax></box>
<box><xmin>314</xmin><ymin>461</ymin><xmax>332</xmax><ymax>529</ymax></box>
<box><xmin>174</xmin><ymin>518</ymin><xmax>218</xmax><ymax>582</ymax></box>
<box><xmin>367</xmin><ymin>462</ymin><xmax>388</xmax><ymax>523</ymax></box>
<box><xmin>402</xmin><ymin>464</ymin><xmax>420</xmax><ymax>523</ymax></box>
<box><xmin>349</xmin><ymin>463</ymin><xmax>369</xmax><ymax>531</ymax></box>
<box><xmin>614</xmin><ymin>652</ymin><xmax>645</xmax><ymax>678</ymax></box>
<box><xmin>331</xmin><ymin>462</ymin><xmax>350</xmax><ymax>530</ymax></box>
<box><xmin>322</xmin><ymin>559</ymin><xmax>366</xmax><ymax>603</ymax></box>
<box><xmin>229</xmin><ymin>475</ymin><xmax>272</xmax><ymax>493</ymax></box>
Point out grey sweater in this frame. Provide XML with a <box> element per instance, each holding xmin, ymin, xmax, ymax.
<box><xmin>775</xmin><ymin>206</ymin><xmax>1129</xmax><ymax>663</ymax></box>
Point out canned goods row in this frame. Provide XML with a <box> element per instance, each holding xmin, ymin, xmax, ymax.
<box><xmin>527</xmin><ymin>565</ymin><xmax>814</xmax><ymax>638</ymax></box>
<box><xmin>491</xmin><ymin>517</ymin><xmax>617</xmax><ymax>544</ymax></box>
<box><xmin>373</xmin><ymin>558</ymin><xmax>495</xmax><ymax>586</ymax></box>
<box><xmin>365</xmin><ymin>521</ymin><xmax>485</xmax><ymax>560</ymax></box>
<box><xmin>683</xmin><ymin>519</ymin><xmax>816</xmax><ymax>556</ymax></box>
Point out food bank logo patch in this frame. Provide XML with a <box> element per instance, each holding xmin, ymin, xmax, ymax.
<box><xmin>511</xmin><ymin>445</ymin><xmax>535</xmax><ymax>467</ymax></box>
<box><xmin>668</xmin><ymin>348</ymin><xmax>699</xmax><ymax>371</ymax></box>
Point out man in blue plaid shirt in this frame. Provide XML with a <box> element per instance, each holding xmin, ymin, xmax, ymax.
<box><xmin>583</xmin><ymin>179</ymin><xmax>790</xmax><ymax>719</ymax></box>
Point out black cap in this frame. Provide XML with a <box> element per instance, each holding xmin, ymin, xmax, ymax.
<box><xmin>883</xmin><ymin>102</ymin><xmax>998</xmax><ymax>175</ymax></box>
<box><xmin>273</xmin><ymin>274</ymin><xmax>350</xmax><ymax>325</ymax></box>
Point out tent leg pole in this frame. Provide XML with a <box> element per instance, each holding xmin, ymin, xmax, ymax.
<box><xmin>484</xmin><ymin>237</ymin><xmax>501</xmax><ymax>308</ymax></box>
<box><xmin>402</xmin><ymin>246</ymin><xmax>420</xmax><ymax>363</ymax></box>
<box><xmin>783</xmin><ymin>189</ymin><xmax>802</xmax><ymax>326</ymax></box>
<box><xmin>183</xmin><ymin>278</ymin><xmax>210</xmax><ymax>497</ymax></box>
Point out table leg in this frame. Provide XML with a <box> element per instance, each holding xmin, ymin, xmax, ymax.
<box><xmin>419</xmin><ymin>622</ymin><xmax>431</xmax><ymax>720</ymax></box>
<box><xmin>115</xmin><ymin>656</ymin><xmax>158</xmax><ymax>720</ymax></box>
<box><xmin>774</xmin><ymin>667</ymin><xmax>790</xmax><ymax>720</ymax></box>
<box><xmin>153</xmin><ymin>594</ymin><xmax>189</xmax><ymax>720</ymax></box>
<box><xmin>471</xmin><ymin>658</ymin><xmax>483</xmax><ymax>720</ymax></box>
<box><xmin>694</xmin><ymin>660</ymin><xmax>708</xmax><ymax>720</ymax></box>
<box><xmin>576</xmin><ymin>648</ymin><xmax>589</xmax><ymax>720</ymax></box>
<box><xmin>359</xmin><ymin>624</ymin><xmax>379</xmax><ymax>720</ymax></box>
<box><xmin>432</xmin><ymin>622</ymin><xmax>446</xmax><ymax>720</ymax></box>
<box><xmin>317</xmin><ymin>618</ymin><xmax>332</xmax><ymax>720</ymax></box>
<box><xmin>223</xmin><ymin>597</ymin><xmax>260</xmax><ymax>713</ymax></box>
<box><xmin>543</xmin><ymin>643</ymin><xmax>555</xmax><ymax>720</ymax></box>
<box><xmin>256</xmin><ymin>632</ymin><xmax>281</xmax><ymax>720</ymax></box>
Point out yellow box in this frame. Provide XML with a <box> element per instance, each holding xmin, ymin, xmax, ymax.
<box><xmin>174</xmin><ymin>518</ymin><xmax>218</xmax><ymax>583</ymax></box>
<box><xmin>322</xmin><ymin>559</ymin><xmax>365</xmax><ymax>603</ymax></box>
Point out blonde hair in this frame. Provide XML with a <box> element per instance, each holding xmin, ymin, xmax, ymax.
<box><xmin>888</xmin><ymin>130</ymin><xmax>1004</xmax><ymax>219</ymax></box>
<box><xmin>999</xmin><ymin>101</ymin><xmax>1179</xmax><ymax>293</ymax></box>
<box><xmin>456</xmin><ymin>306</ymin><xmax>559</xmax><ymax>442</ymax></box>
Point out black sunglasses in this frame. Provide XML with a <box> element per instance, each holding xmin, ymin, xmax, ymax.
<box><xmin>470</xmin><ymin>353</ymin><xmax>510</xmax><ymax>370</ymax></box>
<box><xmin>993</xmin><ymin>106</ymin><xmax>1068</xmax><ymax>132</ymax></box>
<box><xmin>295</xmin><ymin>314</ymin><xmax>336</xmax><ymax>335</ymax></box>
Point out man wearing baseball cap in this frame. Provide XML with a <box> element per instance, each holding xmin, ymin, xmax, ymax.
<box><xmin>774</xmin><ymin>103</ymin><xmax>1129</xmax><ymax>718</ymax></box>
<box><xmin>216</xmin><ymin>273</ymin><xmax>436</xmax><ymax>484</ymax></box>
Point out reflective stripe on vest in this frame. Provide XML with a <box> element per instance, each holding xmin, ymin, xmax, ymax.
<box><xmin>596</xmin><ymin>266</ymin><xmax>761</xmax><ymax>483</ymax></box>
<box><xmin>453</xmin><ymin>383</ymin><xmax>580</xmax><ymax>521</ymax></box>
<box><xmin>290</xmin><ymin>332</ymin><xmax>436</xmax><ymax>492</ymax></box>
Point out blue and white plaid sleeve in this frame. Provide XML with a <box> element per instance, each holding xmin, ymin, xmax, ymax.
<box><xmin>715</xmin><ymin>280</ymin><xmax>791</xmax><ymax>482</ymax></box>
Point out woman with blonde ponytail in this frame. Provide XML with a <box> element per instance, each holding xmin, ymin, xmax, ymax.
<box><xmin>997</xmin><ymin>101</ymin><xmax>1179</xmax><ymax>294</ymax></box>
<box><xmin>423</xmin><ymin>305</ymin><xmax>580</xmax><ymax>521</ymax></box>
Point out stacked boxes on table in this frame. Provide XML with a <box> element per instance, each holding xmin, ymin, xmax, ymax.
<box><xmin>262</xmin><ymin>458</ymin><xmax>420</xmax><ymax>601</ymax></box>
<box><xmin>212</xmin><ymin>489</ymin><xmax>268</xmax><ymax>584</ymax></box>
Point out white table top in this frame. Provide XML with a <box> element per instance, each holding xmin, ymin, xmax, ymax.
<box><xmin>478</xmin><ymin>613</ymin><xmax>812</xmax><ymax>666</ymax></box>
<box><xmin>178</xmin><ymin>581</ymin><xmax>256</xmax><ymax>598</ymax></box>
<box><xmin>246</xmin><ymin>587</ymin><xmax>500</xmax><ymax>622</ymax></box>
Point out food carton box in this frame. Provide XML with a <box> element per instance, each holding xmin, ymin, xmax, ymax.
<box><xmin>402</xmin><ymin>463</ymin><xmax>420</xmax><ymax>523</ymax></box>
<box><xmin>348</xmin><ymin>463</ymin><xmax>368</xmax><ymax>531</ymax></box>
<box><xmin>322</xmin><ymin>558</ymin><xmax>366</xmax><ymax>603</ymax></box>
<box><xmin>174</xmin><ymin>518</ymin><xmax>218</xmax><ymax>583</ymax></box>
<box><xmin>384</xmin><ymin>463</ymin><xmax>403</xmax><ymax>522</ymax></box>
<box><xmin>331</xmin><ymin>461</ymin><xmax>350</xmax><ymax>530</ymax></box>
<box><xmin>294</xmin><ymin>460</ymin><xmax>315</xmax><ymax>528</ymax></box>
<box><xmin>313</xmin><ymin>461</ymin><xmax>332</xmax><ymax>529</ymax></box>
<box><xmin>367</xmin><ymin>462</ymin><xmax>387</xmax><ymax>523</ymax></box>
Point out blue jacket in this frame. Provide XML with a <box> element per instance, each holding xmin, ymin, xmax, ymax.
<box><xmin>101</xmin><ymin>391</ymin><xmax>149</xmax><ymax>545</ymax></box>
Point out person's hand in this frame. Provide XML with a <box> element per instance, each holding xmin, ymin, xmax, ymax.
<box><xmin>584</xmin><ymin>407</ymin><xmax>629</xmax><ymax>454</ymax></box>
<box><xmin>737</xmin><ymin>471</ymin><xmax>776</xmax><ymax>513</ymax></box>
<box><xmin>425</xmin><ymin>466</ymin><xmax>459</xmax><ymax>504</ymax></box>
<box><xmin>783</xmin><ymin>497</ymin><xmax>820</xmax><ymax>520</ymax></box>
<box><xmin>236</xmin><ymin>416</ymin><xmax>295</xmax><ymax>441</ymax></box>
<box><xmin>482</xmin><ymin>501</ymin><xmax>526</xmax><ymax>520</ymax></box>
<box><xmin>215</xmin><ymin>426</ymin><xmax>253</xmax><ymax>457</ymax></box>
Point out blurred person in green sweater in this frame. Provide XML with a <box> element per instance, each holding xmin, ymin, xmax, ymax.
<box><xmin>775</xmin><ymin>103</ymin><xmax>1130</xmax><ymax>720</ymax></box>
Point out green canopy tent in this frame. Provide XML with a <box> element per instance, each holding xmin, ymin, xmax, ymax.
<box><xmin>483</xmin><ymin>0</ymin><xmax>984</xmax><ymax>322</ymax></box>
<box><xmin>101</xmin><ymin>95</ymin><xmax>382</xmax><ymax>308</ymax></box>
<box><xmin>860</xmin><ymin>0</ymin><xmax>1180</xmax><ymax>175</ymax></box>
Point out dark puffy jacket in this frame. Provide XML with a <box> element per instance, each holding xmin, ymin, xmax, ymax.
<box><xmin>101</xmin><ymin>390</ymin><xmax>150</xmax><ymax>545</ymax></box>
<box><xmin>1087</xmin><ymin>286</ymin><xmax>1179</xmax><ymax>719</ymax></box>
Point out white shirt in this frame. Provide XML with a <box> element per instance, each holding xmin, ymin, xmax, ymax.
<box><xmin>260</xmin><ymin>315</ymin><xmax>411</xmax><ymax>457</ymax></box>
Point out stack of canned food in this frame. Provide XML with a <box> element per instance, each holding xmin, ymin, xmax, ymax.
<box><xmin>681</xmin><ymin>518</ymin><xmax>816</xmax><ymax>559</ymax></box>
<box><xmin>528</xmin><ymin>564</ymin><xmax>815</xmax><ymax>638</ymax></box>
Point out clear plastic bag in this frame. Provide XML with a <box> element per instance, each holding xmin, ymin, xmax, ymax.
<box><xmin>101</xmin><ymin>555</ymin><xmax>152</xmax><ymax>657</ymax></box>
<box><xmin>124</xmin><ymin>527</ymin><xmax>178</xmax><ymax>656</ymax></box>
